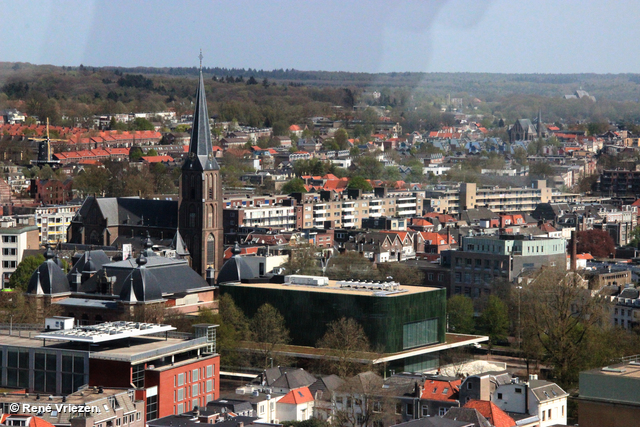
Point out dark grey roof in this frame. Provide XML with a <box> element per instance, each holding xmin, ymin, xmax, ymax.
<box><xmin>529</xmin><ymin>380</ymin><xmax>568</xmax><ymax>402</ymax></box>
<box><xmin>206</xmin><ymin>399</ymin><xmax>254</xmax><ymax>415</ymax></box>
<box><xmin>79</xmin><ymin>256</ymin><xmax>210</xmax><ymax>302</ymax></box>
<box><xmin>149</xmin><ymin>414</ymin><xmax>256</xmax><ymax>427</ymax></box>
<box><xmin>618</xmin><ymin>287</ymin><xmax>640</xmax><ymax>298</ymax></box>
<box><xmin>217</xmin><ymin>255</ymin><xmax>260</xmax><ymax>284</ymax></box>
<box><xmin>182</xmin><ymin>70</ymin><xmax>219</xmax><ymax>172</ymax></box>
<box><xmin>270</xmin><ymin>368</ymin><xmax>317</xmax><ymax>390</ymax></box>
<box><xmin>78</xmin><ymin>196</ymin><xmax>178</xmax><ymax>228</ymax></box>
<box><xmin>52</xmin><ymin>298</ymin><xmax>118</xmax><ymax>309</ymax></box>
<box><xmin>309</xmin><ymin>375</ymin><xmax>345</xmax><ymax>400</ymax></box>
<box><xmin>67</xmin><ymin>250</ymin><xmax>112</xmax><ymax>282</ymax></box>
<box><xmin>392</xmin><ymin>417</ymin><xmax>473</xmax><ymax>427</ymax></box>
<box><xmin>172</xmin><ymin>230</ymin><xmax>190</xmax><ymax>256</ymax></box>
<box><xmin>442</xmin><ymin>408</ymin><xmax>492</xmax><ymax>427</ymax></box>
<box><xmin>27</xmin><ymin>249</ymin><xmax>70</xmax><ymax>295</ymax></box>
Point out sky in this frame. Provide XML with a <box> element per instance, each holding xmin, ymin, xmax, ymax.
<box><xmin>1</xmin><ymin>0</ymin><xmax>639</xmax><ymax>74</ymax></box>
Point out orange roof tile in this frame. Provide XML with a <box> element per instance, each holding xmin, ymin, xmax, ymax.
<box><xmin>420</xmin><ymin>378</ymin><xmax>461</xmax><ymax>401</ymax></box>
<box><xmin>463</xmin><ymin>400</ymin><xmax>516</xmax><ymax>427</ymax></box>
<box><xmin>278</xmin><ymin>387</ymin><xmax>314</xmax><ymax>405</ymax></box>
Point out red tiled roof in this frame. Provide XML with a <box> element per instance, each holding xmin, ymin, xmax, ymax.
<box><xmin>278</xmin><ymin>387</ymin><xmax>314</xmax><ymax>405</ymax></box>
<box><xmin>289</xmin><ymin>125</ymin><xmax>302</xmax><ymax>131</ymax></box>
<box><xmin>223</xmin><ymin>246</ymin><xmax>260</xmax><ymax>260</ymax></box>
<box><xmin>141</xmin><ymin>155</ymin><xmax>173</xmax><ymax>163</ymax></box>
<box><xmin>463</xmin><ymin>400</ymin><xmax>516</xmax><ymax>427</ymax></box>
<box><xmin>1</xmin><ymin>414</ymin><xmax>56</xmax><ymax>427</ymax></box>
<box><xmin>419</xmin><ymin>231</ymin><xmax>456</xmax><ymax>245</ymax></box>
<box><xmin>420</xmin><ymin>378</ymin><xmax>461</xmax><ymax>401</ymax></box>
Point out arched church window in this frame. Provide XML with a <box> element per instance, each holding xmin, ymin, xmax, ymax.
<box><xmin>206</xmin><ymin>234</ymin><xmax>215</xmax><ymax>265</ymax></box>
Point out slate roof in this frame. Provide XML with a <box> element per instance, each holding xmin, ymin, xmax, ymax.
<box><xmin>270</xmin><ymin>368</ymin><xmax>317</xmax><ymax>390</ymax></box>
<box><xmin>149</xmin><ymin>414</ymin><xmax>256</xmax><ymax>427</ymax></box>
<box><xmin>392</xmin><ymin>417</ymin><xmax>473</xmax><ymax>427</ymax></box>
<box><xmin>528</xmin><ymin>380</ymin><xmax>568</xmax><ymax>402</ymax></box>
<box><xmin>79</xmin><ymin>255</ymin><xmax>210</xmax><ymax>302</ymax></box>
<box><xmin>78</xmin><ymin>196</ymin><xmax>178</xmax><ymax>228</ymax></box>
<box><xmin>442</xmin><ymin>408</ymin><xmax>492</xmax><ymax>427</ymax></box>
<box><xmin>206</xmin><ymin>399</ymin><xmax>254</xmax><ymax>415</ymax></box>
<box><xmin>309</xmin><ymin>375</ymin><xmax>345</xmax><ymax>401</ymax></box>
<box><xmin>182</xmin><ymin>69</ymin><xmax>219</xmax><ymax>172</ymax></box>
<box><xmin>67</xmin><ymin>250</ymin><xmax>112</xmax><ymax>282</ymax></box>
<box><xmin>27</xmin><ymin>248</ymin><xmax>70</xmax><ymax>295</ymax></box>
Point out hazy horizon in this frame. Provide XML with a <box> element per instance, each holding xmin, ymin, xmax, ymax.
<box><xmin>1</xmin><ymin>0</ymin><xmax>639</xmax><ymax>74</ymax></box>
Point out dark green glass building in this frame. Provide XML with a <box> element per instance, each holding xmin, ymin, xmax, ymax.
<box><xmin>219</xmin><ymin>280</ymin><xmax>446</xmax><ymax>354</ymax></box>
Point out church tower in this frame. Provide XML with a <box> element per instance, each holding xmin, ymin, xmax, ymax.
<box><xmin>179</xmin><ymin>56</ymin><xmax>223</xmax><ymax>278</ymax></box>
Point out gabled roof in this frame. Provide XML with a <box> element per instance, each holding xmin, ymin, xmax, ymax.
<box><xmin>463</xmin><ymin>400</ymin><xmax>516</xmax><ymax>427</ymax></box>
<box><xmin>1</xmin><ymin>415</ymin><xmax>56</xmax><ymax>427</ymax></box>
<box><xmin>420</xmin><ymin>377</ymin><xmax>461</xmax><ymax>401</ymax></box>
<box><xmin>442</xmin><ymin>408</ymin><xmax>492</xmax><ymax>427</ymax></box>
<box><xmin>278</xmin><ymin>387</ymin><xmax>314</xmax><ymax>405</ymax></box>
<box><xmin>270</xmin><ymin>368</ymin><xmax>317</xmax><ymax>390</ymax></box>
<box><xmin>528</xmin><ymin>380</ymin><xmax>568</xmax><ymax>402</ymax></box>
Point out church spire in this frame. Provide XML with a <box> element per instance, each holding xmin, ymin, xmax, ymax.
<box><xmin>183</xmin><ymin>52</ymin><xmax>219</xmax><ymax>171</ymax></box>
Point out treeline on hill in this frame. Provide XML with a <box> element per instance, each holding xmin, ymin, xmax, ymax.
<box><xmin>4</xmin><ymin>62</ymin><xmax>640</xmax><ymax>134</ymax></box>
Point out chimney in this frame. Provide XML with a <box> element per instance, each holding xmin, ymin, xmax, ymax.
<box><xmin>570</xmin><ymin>230</ymin><xmax>577</xmax><ymax>271</ymax></box>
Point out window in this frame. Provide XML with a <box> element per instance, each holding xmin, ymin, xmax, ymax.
<box><xmin>403</xmin><ymin>319</ymin><xmax>438</xmax><ymax>349</ymax></box>
<box><xmin>177</xmin><ymin>403</ymin><xmax>184</xmax><ymax>415</ymax></box>
<box><xmin>439</xmin><ymin>407</ymin><xmax>447</xmax><ymax>416</ymax></box>
<box><xmin>192</xmin><ymin>369</ymin><xmax>199</xmax><ymax>382</ymax></box>
<box><xmin>61</xmin><ymin>355</ymin><xmax>84</xmax><ymax>394</ymax></box>
<box><xmin>206</xmin><ymin>380</ymin><xmax>213</xmax><ymax>393</ymax></box>
<box><xmin>406</xmin><ymin>404</ymin><xmax>413</xmax><ymax>416</ymax></box>
<box><xmin>34</xmin><ymin>352</ymin><xmax>57</xmax><ymax>394</ymax></box>
<box><xmin>497</xmin><ymin>393</ymin><xmax>503</xmax><ymax>400</ymax></box>
<box><xmin>548</xmin><ymin>409</ymin><xmax>552</xmax><ymax>419</ymax></box>
<box><xmin>373</xmin><ymin>401</ymin><xmax>382</xmax><ymax>413</ymax></box>
<box><xmin>542</xmin><ymin>411</ymin><xmax>546</xmax><ymax>421</ymax></box>
<box><xmin>515</xmin><ymin>388</ymin><xmax>522</xmax><ymax>394</ymax></box>
<box><xmin>132</xmin><ymin>364</ymin><xmax>145</xmax><ymax>388</ymax></box>
<box><xmin>192</xmin><ymin>383</ymin><xmax>199</xmax><ymax>396</ymax></box>
<box><xmin>421</xmin><ymin>405</ymin><xmax>428</xmax><ymax>417</ymax></box>
<box><xmin>177</xmin><ymin>388</ymin><xmax>184</xmax><ymax>401</ymax></box>
<box><xmin>467</xmin><ymin>382</ymin><xmax>473</xmax><ymax>390</ymax></box>
<box><xmin>395</xmin><ymin>403</ymin><xmax>402</xmax><ymax>415</ymax></box>
<box><xmin>7</xmin><ymin>350</ymin><xmax>30</xmax><ymax>389</ymax></box>
<box><xmin>177</xmin><ymin>373</ymin><xmax>184</xmax><ymax>386</ymax></box>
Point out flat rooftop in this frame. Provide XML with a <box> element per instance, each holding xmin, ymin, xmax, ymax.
<box><xmin>0</xmin><ymin>387</ymin><xmax>130</xmax><ymax>405</ymax></box>
<box><xmin>0</xmin><ymin>333</ymin><xmax>209</xmax><ymax>363</ymax></box>
<box><xmin>35</xmin><ymin>321</ymin><xmax>176</xmax><ymax>344</ymax></box>
<box><xmin>586</xmin><ymin>361</ymin><xmax>640</xmax><ymax>378</ymax></box>
<box><xmin>222</xmin><ymin>280</ymin><xmax>440</xmax><ymax>297</ymax></box>
<box><xmin>237</xmin><ymin>333</ymin><xmax>488</xmax><ymax>364</ymax></box>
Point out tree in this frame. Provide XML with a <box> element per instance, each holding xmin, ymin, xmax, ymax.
<box><xmin>447</xmin><ymin>295</ymin><xmax>475</xmax><ymax>334</ymax></box>
<box><xmin>478</xmin><ymin>296</ymin><xmax>509</xmax><ymax>349</ymax></box>
<box><xmin>326</xmin><ymin>252</ymin><xmax>378</xmax><ymax>281</ymax></box>
<box><xmin>146</xmin><ymin>148</ymin><xmax>158</xmax><ymax>156</ymax></box>
<box><xmin>282</xmin><ymin>244</ymin><xmax>320</xmax><ymax>276</ymax></box>
<box><xmin>316</xmin><ymin>317</ymin><xmax>372</xmax><ymax>377</ymax></box>
<box><xmin>131</xmin><ymin>117</ymin><xmax>155</xmax><ymax>131</ymax></box>
<box><xmin>376</xmin><ymin>263</ymin><xmax>424</xmax><ymax>286</ymax></box>
<box><xmin>521</xmin><ymin>268</ymin><xmax>607</xmax><ymax>386</ymax></box>
<box><xmin>573</xmin><ymin>229</ymin><xmax>615</xmax><ymax>258</ymax></box>
<box><xmin>197</xmin><ymin>294</ymin><xmax>250</xmax><ymax>367</ymax></box>
<box><xmin>347</xmin><ymin>176</ymin><xmax>373</xmax><ymax>192</ymax></box>
<box><xmin>630</xmin><ymin>226</ymin><xmax>640</xmax><ymax>248</ymax></box>
<box><xmin>334</xmin><ymin>128</ymin><xmax>349</xmax><ymax>150</ymax></box>
<box><xmin>250</xmin><ymin>303</ymin><xmax>291</xmax><ymax>370</ymax></box>
<box><xmin>281</xmin><ymin>178</ymin><xmax>307</xmax><ymax>194</ymax></box>
<box><xmin>246</xmin><ymin>76</ymin><xmax>258</xmax><ymax>85</ymax></box>
<box><xmin>73</xmin><ymin>165</ymin><xmax>110</xmax><ymax>196</ymax></box>
<box><xmin>9</xmin><ymin>255</ymin><xmax>44</xmax><ymax>291</ymax></box>
<box><xmin>129</xmin><ymin>146</ymin><xmax>143</xmax><ymax>161</ymax></box>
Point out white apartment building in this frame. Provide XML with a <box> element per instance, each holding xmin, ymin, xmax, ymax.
<box><xmin>35</xmin><ymin>204</ymin><xmax>81</xmax><ymax>244</ymax></box>
<box><xmin>0</xmin><ymin>219</ymin><xmax>40</xmax><ymax>287</ymax></box>
<box><xmin>492</xmin><ymin>378</ymin><xmax>568</xmax><ymax>427</ymax></box>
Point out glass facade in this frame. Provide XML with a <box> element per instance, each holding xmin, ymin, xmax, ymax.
<box><xmin>220</xmin><ymin>284</ymin><xmax>446</xmax><ymax>353</ymax></box>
